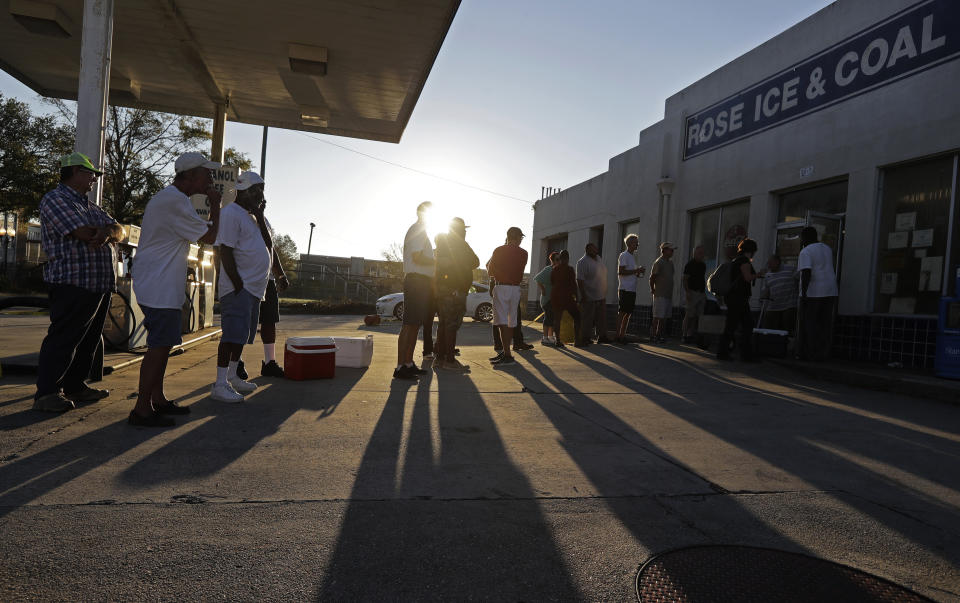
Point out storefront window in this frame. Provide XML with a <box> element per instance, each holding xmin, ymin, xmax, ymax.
<box><xmin>874</xmin><ymin>155</ymin><xmax>957</xmax><ymax>315</ymax></box>
<box><xmin>778</xmin><ymin>180</ymin><xmax>848</xmax><ymax>222</ymax></box>
<box><xmin>688</xmin><ymin>201</ymin><xmax>749</xmax><ymax>276</ymax></box>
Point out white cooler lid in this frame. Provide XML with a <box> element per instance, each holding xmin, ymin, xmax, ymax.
<box><xmin>287</xmin><ymin>336</ymin><xmax>336</xmax><ymax>347</ymax></box>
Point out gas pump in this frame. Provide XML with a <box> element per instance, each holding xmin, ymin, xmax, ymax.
<box><xmin>103</xmin><ymin>224</ymin><xmax>148</xmax><ymax>350</ymax></box>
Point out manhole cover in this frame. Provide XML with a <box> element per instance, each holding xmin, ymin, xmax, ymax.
<box><xmin>636</xmin><ymin>546</ymin><xmax>932</xmax><ymax>602</ymax></box>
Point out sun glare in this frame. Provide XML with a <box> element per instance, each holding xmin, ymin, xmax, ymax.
<box><xmin>425</xmin><ymin>203</ymin><xmax>456</xmax><ymax>242</ymax></box>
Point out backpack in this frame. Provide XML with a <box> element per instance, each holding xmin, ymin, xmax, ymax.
<box><xmin>707</xmin><ymin>261</ymin><xmax>734</xmax><ymax>297</ymax></box>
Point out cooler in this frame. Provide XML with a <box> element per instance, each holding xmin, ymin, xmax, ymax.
<box><xmin>332</xmin><ymin>335</ymin><xmax>374</xmax><ymax>368</ymax></box>
<box><xmin>285</xmin><ymin>336</ymin><xmax>337</xmax><ymax>380</ymax></box>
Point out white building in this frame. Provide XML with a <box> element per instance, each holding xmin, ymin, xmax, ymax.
<box><xmin>531</xmin><ymin>0</ymin><xmax>960</xmax><ymax>368</ymax></box>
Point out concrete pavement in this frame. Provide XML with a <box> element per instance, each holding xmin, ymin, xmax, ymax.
<box><xmin>1</xmin><ymin>315</ymin><xmax>958</xmax><ymax>601</ymax></box>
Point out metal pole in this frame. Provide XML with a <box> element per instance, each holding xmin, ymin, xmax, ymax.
<box><xmin>307</xmin><ymin>222</ymin><xmax>316</xmax><ymax>255</ymax></box>
<box><xmin>211</xmin><ymin>102</ymin><xmax>227</xmax><ymax>163</ymax></box>
<box><xmin>260</xmin><ymin>126</ymin><xmax>268</xmax><ymax>178</ymax></box>
<box><xmin>76</xmin><ymin>0</ymin><xmax>114</xmax><ymax>205</ymax></box>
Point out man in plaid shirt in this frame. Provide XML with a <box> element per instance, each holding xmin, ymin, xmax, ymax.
<box><xmin>34</xmin><ymin>153</ymin><xmax>125</xmax><ymax>412</ymax></box>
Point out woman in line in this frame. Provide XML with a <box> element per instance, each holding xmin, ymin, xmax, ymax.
<box><xmin>550</xmin><ymin>249</ymin><xmax>582</xmax><ymax>348</ymax></box>
<box><xmin>717</xmin><ymin>238</ymin><xmax>758</xmax><ymax>361</ymax></box>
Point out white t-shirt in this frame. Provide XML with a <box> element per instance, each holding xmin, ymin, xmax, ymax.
<box><xmin>797</xmin><ymin>242</ymin><xmax>838</xmax><ymax>298</ymax></box>
<box><xmin>264</xmin><ymin>216</ymin><xmax>275</xmax><ymax>281</ymax></box>
<box><xmin>215</xmin><ymin>203</ymin><xmax>272</xmax><ymax>300</ymax></box>
<box><xmin>618</xmin><ymin>251</ymin><xmax>638</xmax><ymax>292</ymax></box>
<box><xmin>576</xmin><ymin>254</ymin><xmax>607</xmax><ymax>301</ymax></box>
<box><xmin>133</xmin><ymin>185</ymin><xmax>210</xmax><ymax>309</ymax></box>
<box><xmin>403</xmin><ymin>220</ymin><xmax>434</xmax><ymax>277</ymax></box>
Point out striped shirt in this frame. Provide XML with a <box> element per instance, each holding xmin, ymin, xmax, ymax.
<box><xmin>761</xmin><ymin>268</ymin><xmax>799</xmax><ymax>311</ymax></box>
<box><xmin>39</xmin><ymin>184</ymin><xmax>118</xmax><ymax>292</ymax></box>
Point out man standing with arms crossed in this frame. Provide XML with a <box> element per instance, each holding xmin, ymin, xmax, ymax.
<box><xmin>487</xmin><ymin>227</ymin><xmax>528</xmax><ymax>367</ymax></box>
<box><xmin>35</xmin><ymin>153</ymin><xmax>125</xmax><ymax>412</ymax></box>
<box><xmin>131</xmin><ymin>152</ymin><xmax>221</xmax><ymax>426</ymax></box>
<box><xmin>395</xmin><ymin>201</ymin><xmax>434</xmax><ymax>380</ymax></box>
<box><xmin>615</xmin><ymin>234</ymin><xmax>644</xmax><ymax>344</ymax></box>
<box><xmin>433</xmin><ymin>217</ymin><xmax>479</xmax><ymax>371</ymax></box>
<box><xmin>576</xmin><ymin>243</ymin><xmax>610</xmax><ymax>346</ymax></box>
<box><xmin>649</xmin><ymin>242</ymin><xmax>677</xmax><ymax>343</ymax></box>
<box><xmin>210</xmin><ymin>171</ymin><xmax>272</xmax><ymax>401</ymax></box>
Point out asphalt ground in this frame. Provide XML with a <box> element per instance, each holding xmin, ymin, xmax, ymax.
<box><xmin>1</xmin><ymin>315</ymin><xmax>958</xmax><ymax>601</ymax></box>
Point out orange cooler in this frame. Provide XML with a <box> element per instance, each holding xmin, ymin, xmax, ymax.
<box><xmin>285</xmin><ymin>336</ymin><xmax>337</xmax><ymax>380</ymax></box>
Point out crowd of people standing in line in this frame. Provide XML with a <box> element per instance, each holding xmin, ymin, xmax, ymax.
<box><xmin>33</xmin><ymin>152</ymin><xmax>290</xmax><ymax>427</ymax></box>
<box><xmin>393</xmin><ymin>200</ymin><xmax>839</xmax><ymax>378</ymax></box>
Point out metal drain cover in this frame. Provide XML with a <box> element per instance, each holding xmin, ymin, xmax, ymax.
<box><xmin>636</xmin><ymin>546</ymin><xmax>931</xmax><ymax>602</ymax></box>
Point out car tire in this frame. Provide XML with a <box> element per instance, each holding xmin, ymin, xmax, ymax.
<box><xmin>394</xmin><ymin>302</ymin><xmax>404</xmax><ymax>321</ymax></box>
<box><xmin>475</xmin><ymin>302</ymin><xmax>493</xmax><ymax>322</ymax></box>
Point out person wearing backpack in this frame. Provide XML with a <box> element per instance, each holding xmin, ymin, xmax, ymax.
<box><xmin>716</xmin><ymin>238</ymin><xmax>758</xmax><ymax>361</ymax></box>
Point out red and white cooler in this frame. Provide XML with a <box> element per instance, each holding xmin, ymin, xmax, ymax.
<box><xmin>285</xmin><ymin>336</ymin><xmax>337</xmax><ymax>380</ymax></box>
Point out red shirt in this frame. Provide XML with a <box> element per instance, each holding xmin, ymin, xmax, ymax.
<box><xmin>550</xmin><ymin>264</ymin><xmax>577</xmax><ymax>304</ymax></box>
<box><xmin>487</xmin><ymin>244</ymin><xmax>527</xmax><ymax>285</ymax></box>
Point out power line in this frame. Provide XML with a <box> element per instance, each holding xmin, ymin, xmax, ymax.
<box><xmin>293</xmin><ymin>130</ymin><xmax>535</xmax><ymax>206</ymax></box>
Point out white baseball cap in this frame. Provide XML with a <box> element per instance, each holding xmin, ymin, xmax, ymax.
<box><xmin>237</xmin><ymin>171</ymin><xmax>265</xmax><ymax>191</ymax></box>
<box><xmin>175</xmin><ymin>152</ymin><xmax>220</xmax><ymax>174</ymax></box>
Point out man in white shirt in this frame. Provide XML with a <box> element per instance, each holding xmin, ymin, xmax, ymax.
<box><xmin>212</xmin><ymin>171</ymin><xmax>273</xmax><ymax>401</ymax></box>
<box><xmin>130</xmin><ymin>152</ymin><xmax>221</xmax><ymax>427</ymax></box>
<box><xmin>576</xmin><ymin>243</ymin><xmax>610</xmax><ymax>346</ymax></box>
<box><xmin>395</xmin><ymin>201</ymin><xmax>434</xmax><ymax>380</ymax></box>
<box><xmin>615</xmin><ymin>234</ymin><xmax>645</xmax><ymax>343</ymax></box>
<box><xmin>797</xmin><ymin>226</ymin><xmax>838</xmax><ymax>361</ymax></box>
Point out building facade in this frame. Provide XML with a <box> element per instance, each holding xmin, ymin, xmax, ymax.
<box><xmin>531</xmin><ymin>0</ymin><xmax>960</xmax><ymax>367</ymax></box>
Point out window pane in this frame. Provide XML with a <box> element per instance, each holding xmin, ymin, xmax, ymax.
<box><xmin>719</xmin><ymin>201</ymin><xmax>750</xmax><ymax>261</ymax></box>
<box><xmin>689</xmin><ymin>207</ymin><xmax>721</xmax><ymax>273</ymax></box>
<box><xmin>875</xmin><ymin>156</ymin><xmax>955</xmax><ymax>314</ymax></box>
<box><xmin>778</xmin><ymin>180</ymin><xmax>848</xmax><ymax>222</ymax></box>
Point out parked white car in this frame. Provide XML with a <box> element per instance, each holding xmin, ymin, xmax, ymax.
<box><xmin>376</xmin><ymin>282</ymin><xmax>494</xmax><ymax>322</ymax></box>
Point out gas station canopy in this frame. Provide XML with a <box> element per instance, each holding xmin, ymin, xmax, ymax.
<box><xmin>0</xmin><ymin>0</ymin><xmax>461</xmax><ymax>143</ymax></box>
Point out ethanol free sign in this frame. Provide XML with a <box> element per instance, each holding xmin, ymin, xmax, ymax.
<box><xmin>683</xmin><ymin>0</ymin><xmax>960</xmax><ymax>160</ymax></box>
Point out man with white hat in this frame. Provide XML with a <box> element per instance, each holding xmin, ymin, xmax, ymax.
<box><xmin>35</xmin><ymin>152</ymin><xmax>125</xmax><ymax>413</ymax></box>
<box><xmin>130</xmin><ymin>152</ymin><xmax>222</xmax><ymax>427</ymax></box>
<box><xmin>649</xmin><ymin>241</ymin><xmax>677</xmax><ymax>343</ymax></box>
<box><xmin>211</xmin><ymin>171</ymin><xmax>272</xmax><ymax>402</ymax></box>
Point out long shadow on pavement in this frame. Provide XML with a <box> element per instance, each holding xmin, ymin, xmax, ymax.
<box><xmin>518</xmin><ymin>344</ymin><xmax>960</xmax><ymax>568</ymax></box>
<box><xmin>316</xmin><ymin>360</ymin><xmax>582</xmax><ymax>600</ymax></box>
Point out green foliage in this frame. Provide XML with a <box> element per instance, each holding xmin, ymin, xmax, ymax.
<box><xmin>273</xmin><ymin>233</ymin><xmax>298</xmax><ymax>275</ymax></box>
<box><xmin>0</xmin><ymin>94</ymin><xmax>73</xmax><ymax>218</ymax></box>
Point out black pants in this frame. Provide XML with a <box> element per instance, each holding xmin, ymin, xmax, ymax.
<box><xmin>493</xmin><ymin>301</ymin><xmax>525</xmax><ymax>350</ymax></box>
<box><xmin>798</xmin><ymin>296</ymin><xmax>836</xmax><ymax>361</ymax></box>
<box><xmin>717</xmin><ymin>297</ymin><xmax>753</xmax><ymax>360</ymax></box>
<box><xmin>36</xmin><ymin>284</ymin><xmax>111</xmax><ymax>397</ymax></box>
<box><xmin>421</xmin><ymin>296</ymin><xmax>437</xmax><ymax>354</ymax></box>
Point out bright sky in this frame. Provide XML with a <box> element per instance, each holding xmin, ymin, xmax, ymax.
<box><xmin>1</xmin><ymin>0</ymin><xmax>835</xmax><ymax>269</ymax></box>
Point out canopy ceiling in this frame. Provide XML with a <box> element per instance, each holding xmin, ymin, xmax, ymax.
<box><xmin>0</xmin><ymin>0</ymin><xmax>461</xmax><ymax>142</ymax></box>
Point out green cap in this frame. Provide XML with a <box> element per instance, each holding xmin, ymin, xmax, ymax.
<box><xmin>59</xmin><ymin>152</ymin><xmax>103</xmax><ymax>175</ymax></box>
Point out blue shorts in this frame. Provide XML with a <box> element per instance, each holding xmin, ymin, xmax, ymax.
<box><xmin>220</xmin><ymin>289</ymin><xmax>260</xmax><ymax>345</ymax></box>
<box><xmin>140</xmin><ymin>305</ymin><xmax>183</xmax><ymax>348</ymax></box>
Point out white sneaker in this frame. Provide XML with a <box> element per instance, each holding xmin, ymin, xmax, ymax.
<box><xmin>211</xmin><ymin>382</ymin><xmax>244</xmax><ymax>403</ymax></box>
<box><xmin>541</xmin><ymin>337</ymin><xmax>554</xmax><ymax>346</ymax></box>
<box><xmin>228</xmin><ymin>376</ymin><xmax>257</xmax><ymax>393</ymax></box>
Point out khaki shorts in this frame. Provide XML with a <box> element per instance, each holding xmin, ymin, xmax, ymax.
<box><xmin>652</xmin><ymin>296</ymin><xmax>673</xmax><ymax>319</ymax></box>
<box><xmin>685</xmin><ymin>290</ymin><xmax>706</xmax><ymax>318</ymax></box>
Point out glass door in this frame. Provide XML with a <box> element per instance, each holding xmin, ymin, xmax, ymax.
<box><xmin>807</xmin><ymin>211</ymin><xmax>844</xmax><ymax>279</ymax></box>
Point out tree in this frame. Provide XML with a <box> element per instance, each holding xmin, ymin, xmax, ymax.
<box><xmin>381</xmin><ymin>241</ymin><xmax>403</xmax><ymax>263</ymax></box>
<box><xmin>273</xmin><ymin>234</ymin><xmax>298</xmax><ymax>276</ymax></box>
<box><xmin>45</xmin><ymin>99</ymin><xmax>252</xmax><ymax>223</ymax></box>
<box><xmin>0</xmin><ymin>93</ymin><xmax>73</xmax><ymax>218</ymax></box>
